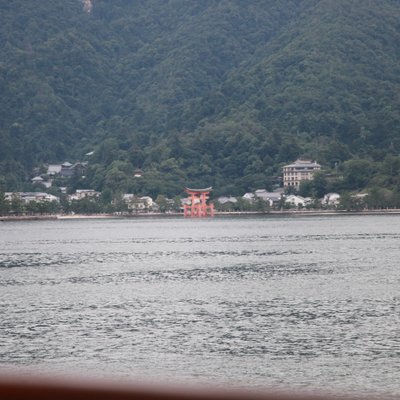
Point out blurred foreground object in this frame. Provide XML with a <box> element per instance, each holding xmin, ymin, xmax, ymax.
<box><xmin>0</xmin><ymin>375</ymin><xmax>393</xmax><ymax>400</ymax></box>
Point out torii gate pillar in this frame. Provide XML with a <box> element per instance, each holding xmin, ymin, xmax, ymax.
<box><xmin>183</xmin><ymin>187</ymin><xmax>215</xmax><ymax>218</ymax></box>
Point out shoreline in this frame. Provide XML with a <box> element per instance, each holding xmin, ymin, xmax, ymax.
<box><xmin>2</xmin><ymin>209</ymin><xmax>400</xmax><ymax>221</ymax></box>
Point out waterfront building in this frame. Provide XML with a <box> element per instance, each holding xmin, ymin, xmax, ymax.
<box><xmin>4</xmin><ymin>192</ymin><xmax>59</xmax><ymax>203</ymax></box>
<box><xmin>285</xmin><ymin>194</ymin><xmax>311</xmax><ymax>207</ymax></box>
<box><xmin>323</xmin><ymin>192</ymin><xmax>341</xmax><ymax>206</ymax></box>
<box><xmin>254</xmin><ymin>189</ymin><xmax>282</xmax><ymax>206</ymax></box>
<box><xmin>68</xmin><ymin>189</ymin><xmax>100</xmax><ymax>201</ymax></box>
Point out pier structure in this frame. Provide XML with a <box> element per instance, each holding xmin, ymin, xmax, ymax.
<box><xmin>183</xmin><ymin>187</ymin><xmax>214</xmax><ymax>218</ymax></box>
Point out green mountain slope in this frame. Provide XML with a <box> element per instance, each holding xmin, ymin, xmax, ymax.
<box><xmin>1</xmin><ymin>0</ymin><xmax>400</xmax><ymax>197</ymax></box>
<box><xmin>216</xmin><ymin>0</ymin><xmax>400</xmax><ymax>153</ymax></box>
<box><xmin>177</xmin><ymin>0</ymin><xmax>400</xmax><ymax>193</ymax></box>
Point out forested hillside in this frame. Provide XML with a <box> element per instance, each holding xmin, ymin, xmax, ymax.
<box><xmin>1</xmin><ymin>0</ymin><xmax>400</xmax><ymax>198</ymax></box>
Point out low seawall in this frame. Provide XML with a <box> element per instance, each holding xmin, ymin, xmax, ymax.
<box><xmin>0</xmin><ymin>215</ymin><xmax>58</xmax><ymax>222</ymax></box>
<box><xmin>2</xmin><ymin>209</ymin><xmax>400</xmax><ymax>222</ymax></box>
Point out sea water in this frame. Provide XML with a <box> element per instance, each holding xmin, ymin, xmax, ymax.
<box><xmin>0</xmin><ymin>215</ymin><xmax>399</xmax><ymax>397</ymax></box>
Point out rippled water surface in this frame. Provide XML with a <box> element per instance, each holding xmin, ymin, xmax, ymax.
<box><xmin>0</xmin><ymin>215</ymin><xmax>399</xmax><ymax>397</ymax></box>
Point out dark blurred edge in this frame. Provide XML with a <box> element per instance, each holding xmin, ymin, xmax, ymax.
<box><xmin>0</xmin><ymin>375</ymin><xmax>392</xmax><ymax>400</ymax></box>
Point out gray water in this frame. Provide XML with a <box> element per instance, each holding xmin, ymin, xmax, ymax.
<box><xmin>0</xmin><ymin>215</ymin><xmax>399</xmax><ymax>397</ymax></box>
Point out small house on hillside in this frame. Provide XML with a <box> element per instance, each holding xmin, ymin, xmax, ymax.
<box><xmin>31</xmin><ymin>176</ymin><xmax>44</xmax><ymax>184</ymax></box>
<box><xmin>60</xmin><ymin>161</ymin><xmax>87</xmax><ymax>178</ymax></box>
<box><xmin>47</xmin><ymin>161</ymin><xmax>87</xmax><ymax>178</ymax></box>
<box><xmin>47</xmin><ymin>164</ymin><xmax>62</xmax><ymax>176</ymax></box>
<box><xmin>31</xmin><ymin>175</ymin><xmax>52</xmax><ymax>189</ymax></box>
<box><xmin>134</xmin><ymin>168</ymin><xmax>143</xmax><ymax>178</ymax></box>
<box><xmin>60</xmin><ymin>162</ymin><xmax>74</xmax><ymax>177</ymax></box>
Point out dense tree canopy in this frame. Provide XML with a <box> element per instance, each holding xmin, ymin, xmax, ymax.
<box><xmin>1</xmin><ymin>0</ymin><xmax>400</xmax><ymax>197</ymax></box>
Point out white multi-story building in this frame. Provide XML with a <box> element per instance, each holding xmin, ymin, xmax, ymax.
<box><xmin>283</xmin><ymin>159</ymin><xmax>321</xmax><ymax>188</ymax></box>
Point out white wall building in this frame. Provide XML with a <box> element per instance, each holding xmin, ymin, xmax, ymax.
<box><xmin>323</xmin><ymin>193</ymin><xmax>341</xmax><ymax>206</ymax></box>
<box><xmin>68</xmin><ymin>190</ymin><xmax>100</xmax><ymax>201</ymax></box>
<box><xmin>5</xmin><ymin>192</ymin><xmax>59</xmax><ymax>203</ymax></box>
<box><xmin>123</xmin><ymin>194</ymin><xmax>153</xmax><ymax>211</ymax></box>
<box><xmin>285</xmin><ymin>194</ymin><xmax>309</xmax><ymax>207</ymax></box>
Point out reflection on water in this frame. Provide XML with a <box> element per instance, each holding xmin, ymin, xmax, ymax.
<box><xmin>0</xmin><ymin>216</ymin><xmax>399</xmax><ymax>398</ymax></box>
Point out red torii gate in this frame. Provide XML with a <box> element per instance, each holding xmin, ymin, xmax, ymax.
<box><xmin>183</xmin><ymin>187</ymin><xmax>215</xmax><ymax>218</ymax></box>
